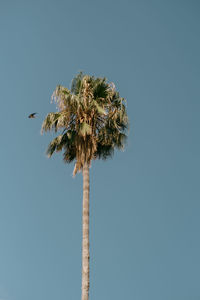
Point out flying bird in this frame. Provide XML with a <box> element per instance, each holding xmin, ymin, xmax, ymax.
<box><xmin>28</xmin><ymin>113</ymin><xmax>38</xmax><ymax>119</ymax></box>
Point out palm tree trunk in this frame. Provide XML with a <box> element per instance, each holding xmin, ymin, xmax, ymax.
<box><xmin>81</xmin><ymin>163</ymin><xmax>90</xmax><ymax>300</ymax></box>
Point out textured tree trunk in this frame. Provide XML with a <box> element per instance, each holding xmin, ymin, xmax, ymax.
<box><xmin>81</xmin><ymin>163</ymin><xmax>90</xmax><ymax>300</ymax></box>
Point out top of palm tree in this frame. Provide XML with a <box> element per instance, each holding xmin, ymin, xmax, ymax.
<box><xmin>41</xmin><ymin>72</ymin><xmax>129</xmax><ymax>175</ymax></box>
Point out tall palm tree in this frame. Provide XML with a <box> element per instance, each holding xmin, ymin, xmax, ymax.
<box><xmin>41</xmin><ymin>72</ymin><xmax>128</xmax><ymax>300</ymax></box>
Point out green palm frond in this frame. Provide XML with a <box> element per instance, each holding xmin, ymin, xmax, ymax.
<box><xmin>93</xmin><ymin>100</ymin><xmax>106</xmax><ymax>115</ymax></box>
<box><xmin>41</xmin><ymin>112</ymin><xmax>62</xmax><ymax>133</ymax></box>
<box><xmin>71</xmin><ymin>71</ymin><xmax>84</xmax><ymax>95</ymax></box>
<box><xmin>46</xmin><ymin>135</ymin><xmax>63</xmax><ymax>157</ymax></box>
<box><xmin>79</xmin><ymin>122</ymin><xmax>92</xmax><ymax>137</ymax></box>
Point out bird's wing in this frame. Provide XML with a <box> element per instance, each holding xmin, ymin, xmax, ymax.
<box><xmin>28</xmin><ymin>112</ymin><xmax>38</xmax><ymax>118</ymax></box>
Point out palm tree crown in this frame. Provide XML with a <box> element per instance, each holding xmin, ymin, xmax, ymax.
<box><xmin>41</xmin><ymin>72</ymin><xmax>128</xmax><ymax>175</ymax></box>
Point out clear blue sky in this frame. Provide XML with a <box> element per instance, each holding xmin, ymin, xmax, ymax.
<box><xmin>0</xmin><ymin>1</ymin><xmax>200</xmax><ymax>299</ymax></box>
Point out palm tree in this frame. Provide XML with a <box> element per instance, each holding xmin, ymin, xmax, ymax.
<box><xmin>41</xmin><ymin>72</ymin><xmax>128</xmax><ymax>300</ymax></box>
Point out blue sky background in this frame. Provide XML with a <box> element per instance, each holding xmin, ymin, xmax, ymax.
<box><xmin>0</xmin><ymin>0</ymin><xmax>200</xmax><ymax>299</ymax></box>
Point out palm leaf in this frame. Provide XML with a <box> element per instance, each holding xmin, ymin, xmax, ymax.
<box><xmin>79</xmin><ymin>122</ymin><xmax>92</xmax><ymax>137</ymax></box>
